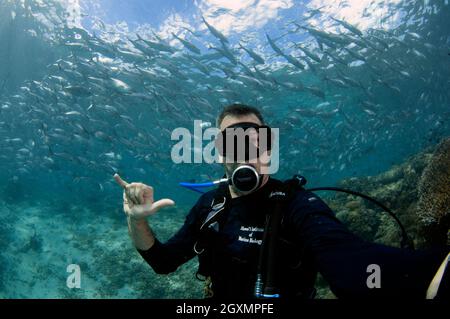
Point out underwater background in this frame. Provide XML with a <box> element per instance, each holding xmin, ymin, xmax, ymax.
<box><xmin>0</xmin><ymin>0</ymin><xmax>449</xmax><ymax>298</ymax></box>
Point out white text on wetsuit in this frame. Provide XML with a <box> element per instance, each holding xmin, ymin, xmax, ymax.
<box><xmin>238</xmin><ymin>226</ymin><xmax>264</xmax><ymax>245</ymax></box>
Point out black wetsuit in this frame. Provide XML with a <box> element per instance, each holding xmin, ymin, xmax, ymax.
<box><xmin>138</xmin><ymin>178</ymin><xmax>449</xmax><ymax>299</ymax></box>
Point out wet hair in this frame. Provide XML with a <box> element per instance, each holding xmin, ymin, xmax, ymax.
<box><xmin>216</xmin><ymin>103</ymin><xmax>265</xmax><ymax>127</ymax></box>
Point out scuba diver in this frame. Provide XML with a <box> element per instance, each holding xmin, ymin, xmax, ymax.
<box><xmin>114</xmin><ymin>103</ymin><xmax>449</xmax><ymax>299</ymax></box>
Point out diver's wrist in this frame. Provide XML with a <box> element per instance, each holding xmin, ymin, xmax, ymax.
<box><xmin>127</xmin><ymin>214</ymin><xmax>148</xmax><ymax>223</ymax></box>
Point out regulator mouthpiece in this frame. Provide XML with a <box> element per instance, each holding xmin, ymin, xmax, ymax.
<box><xmin>230</xmin><ymin>165</ymin><xmax>261</xmax><ymax>194</ymax></box>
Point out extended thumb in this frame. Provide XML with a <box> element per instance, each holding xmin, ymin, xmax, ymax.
<box><xmin>151</xmin><ymin>199</ymin><xmax>175</xmax><ymax>212</ymax></box>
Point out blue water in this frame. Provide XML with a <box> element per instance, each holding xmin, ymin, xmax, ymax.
<box><xmin>0</xmin><ymin>0</ymin><xmax>449</xmax><ymax>298</ymax></box>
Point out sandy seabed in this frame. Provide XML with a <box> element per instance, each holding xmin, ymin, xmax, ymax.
<box><xmin>0</xmin><ymin>201</ymin><xmax>202</xmax><ymax>299</ymax></box>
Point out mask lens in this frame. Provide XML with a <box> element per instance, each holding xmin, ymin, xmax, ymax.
<box><xmin>215</xmin><ymin>123</ymin><xmax>272</xmax><ymax>162</ymax></box>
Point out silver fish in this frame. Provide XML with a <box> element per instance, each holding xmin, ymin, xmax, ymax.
<box><xmin>202</xmin><ymin>16</ymin><xmax>229</xmax><ymax>44</ymax></box>
<box><xmin>239</xmin><ymin>43</ymin><xmax>265</xmax><ymax>64</ymax></box>
<box><xmin>330</xmin><ymin>17</ymin><xmax>363</xmax><ymax>37</ymax></box>
<box><xmin>172</xmin><ymin>33</ymin><xmax>201</xmax><ymax>55</ymax></box>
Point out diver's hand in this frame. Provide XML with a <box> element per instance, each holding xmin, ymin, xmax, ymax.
<box><xmin>114</xmin><ymin>174</ymin><xmax>175</xmax><ymax>220</ymax></box>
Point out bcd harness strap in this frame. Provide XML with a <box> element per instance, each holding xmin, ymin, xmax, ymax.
<box><xmin>194</xmin><ymin>180</ymin><xmax>231</xmax><ymax>255</ymax></box>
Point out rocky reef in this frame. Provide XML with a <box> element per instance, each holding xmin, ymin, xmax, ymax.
<box><xmin>326</xmin><ymin>137</ymin><xmax>450</xmax><ymax>250</ymax></box>
<box><xmin>314</xmin><ymin>137</ymin><xmax>450</xmax><ymax>298</ymax></box>
<box><xmin>416</xmin><ymin>138</ymin><xmax>450</xmax><ymax>245</ymax></box>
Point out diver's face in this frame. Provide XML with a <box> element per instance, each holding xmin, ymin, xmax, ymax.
<box><xmin>219</xmin><ymin>114</ymin><xmax>271</xmax><ymax>181</ymax></box>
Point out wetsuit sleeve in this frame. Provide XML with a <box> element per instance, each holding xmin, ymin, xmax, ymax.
<box><xmin>286</xmin><ymin>190</ymin><xmax>449</xmax><ymax>298</ymax></box>
<box><xmin>136</xmin><ymin>197</ymin><xmax>206</xmax><ymax>274</ymax></box>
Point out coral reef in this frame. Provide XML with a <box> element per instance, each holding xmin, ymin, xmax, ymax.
<box><xmin>416</xmin><ymin>138</ymin><xmax>450</xmax><ymax>245</ymax></box>
<box><xmin>326</xmin><ymin>140</ymin><xmax>448</xmax><ymax>249</ymax></box>
<box><xmin>314</xmin><ymin>137</ymin><xmax>450</xmax><ymax>298</ymax></box>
